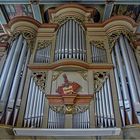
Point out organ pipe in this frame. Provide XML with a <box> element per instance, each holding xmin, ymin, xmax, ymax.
<box><xmin>0</xmin><ymin>35</ymin><xmax>23</xmax><ymax>120</ymax></box>
<box><xmin>106</xmin><ymin>78</ymin><xmax>115</xmax><ymax>126</ymax></box>
<box><xmin>104</xmin><ymin>80</ymin><xmax>111</xmax><ymax>127</ymax></box>
<box><xmin>115</xmin><ymin>41</ymin><xmax>132</xmax><ymax>124</ymax></box>
<box><xmin>0</xmin><ymin>38</ymin><xmax>17</xmax><ymax>98</ymax></box>
<box><xmin>119</xmin><ymin>35</ymin><xmax>140</xmax><ymax>123</ymax></box>
<box><xmin>55</xmin><ymin>19</ymin><xmax>86</xmax><ymax>61</ymax></box>
<box><xmin>5</xmin><ymin>40</ymin><xmax>27</xmax><ymax>124</ymax></box>
<box><xmin>124</xmin><ymin>37</ymin><xmax>140</xmax><ymax>99</ymax></box>
<box><xmin>69</xmin><ymin>19</ymin><xmax>72</xmax><ymax>58</ymax></box>
<box><xmin>111</xmin><ymin>50</ymin><xmax>125</xmax><ymax>126</ymax></box>
<box><xmin>101</xmin><ymin>86</ymin><xmax>107</xmax><ymax>127</ymax></box>
<box><xmin>24</xmin><ymin>77</ymin><xmax>33</xmax><ymax>127</ymax></box>
<box><xmin>13</xmin><ymin>49</ymin><xmax>30</xmax><ymax>126</ymax></box>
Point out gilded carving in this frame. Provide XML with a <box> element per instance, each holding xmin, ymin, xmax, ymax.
<box><xmin>53</xmin><ymin>16</ymin><xmax>85</xmax><ymax>25</ymax></box>
<box><xmin>108</xmin><ymin>30</ymin><xmax>135</xmax><ymax>49</ymax></box>
<box><xmin>94</xmin><ymin>72</ymin><xmax>109</xmax><ymax>92</ymax></box>
<box><xmin>37</xmin><ymin>40</ymin><xmax>52</xmax><ymax>49</ymax></box>
<box><xmin>32</xmin><ymin>72</ymin><xmax>47</xmax><ymax>92</ymax></box>
<box><xmin>50</xmin><ymin>104</ymin><xmax>89</xmax><ymax>114</ymax></box>
<box><xmin>0</xmin><ymin>34</ymin><xmax>11</xmax><ymax>43</ymax></box>
<box><xmin>90</xmin><ymin>40</ymin><xmax>105</xmax><ymax>49</ymax></box>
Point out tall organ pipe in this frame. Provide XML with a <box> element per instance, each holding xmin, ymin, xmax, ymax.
<box><xmin>24</xmin><ymin>77</ymin><xmax>33</xmax><ymax>127</ymax></box>
<box><xmin>72</xmin><ymin>20</ymin><xmax>76</xmax><ymax>59</ymax></box>
<box><xmin>106</xmin><ymin>78</ymin><xmax>115</xmax><ymax>126</ymax></box>
<box><xmin>112</xmin><ymin>50</ymin><xmax>125</xmax><ymax>126</ymax></box>
<box><xmin>0</xmin><ymin>38</ymin><xmax>17</xmax><ymax>98</ymax></box>
<box><xmin>0</xmin><ymin>35</ymin><xmax>23</xmax><ymax>120</ymax></box>
<box><xmin>124</xmin><ymin>37</ymin><xmax>140</xmax><ymax>99</ymax></box>
<box><xmin>119</xmin><ymin>35</ymin><xmax>140</xmax><ymax>123</ymax></box>
<box><xmin>100</xmin><ymin>86</ymin><xmax>107</xmax><ymax>127</ymax></box>
<box><xmin>69</xmin><ymin>19</ymin><xmax>72</xmax><ymax>58</ymax></box>
<box><xmin>13</xmin><ymin>49</ymin><xmax>30</xmax><ymax>126</ymax></box>
<box><xmin>115</xmin><ymin>41</ymin><xmax>132</xmax><ymax>124</ymax></box>
<box><xmin>27</xmin><ymin>80</ymin><xmax>36</xmax><ymax>127</ymax></box>
<box><xmin>5</xmin><ymin>40</ymin><xmax>27</xmax><ymax>124</ymax></box>
<box><xmin>104</xmin><ymin>80</ymin><xmax>111</xmax><ymax>127</ymax></box>
<box><xmin>98</xmin><ymin>90</ymin><xmax>103</xmax><ymax>127</ymax></box>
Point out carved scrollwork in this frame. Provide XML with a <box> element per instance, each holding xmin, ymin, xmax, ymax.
<box><xmin>0</xmin><ymin>34</ymin><xmax>11</xmax><ymax>43</ymax></box>
<box><xmin>90</xmin><ymin>40</ymin><xmax>105</xmax><ymax>49</ymax></box>
<box><xmin>50</xmin><ymin>104</ymin><xmax>89</xmax><ymax>114</ymax></box>
<box><xmin>37</xmin><ymin>40</ymin><xmax>52</xmax><ymax>49</ymax></box>
<box><xmin>94</xmin><ymin>71</ymin><xmax>109</xmax><ymax>92</ymax></box>
<box><xmin>32</xmin><ymin>72</ymin><xmax>47</xmax><ymax>92</ymax></box>
<box><xmin>53</xmin><ymin>16</ymin><xmax>85</xmax><ymax>25</ymax></box>
<box><xmin>12</xmin><ymin>30</ymin><xmax>36</xmax><ymax>40</ymax></box>
<box><xmin>108</xmin><ymin>30</ymin><xmax>135</xmax><ymax>49</ymax></box>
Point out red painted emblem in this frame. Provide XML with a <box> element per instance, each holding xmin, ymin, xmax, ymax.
<box><xmin>56</xmin><ymin>74</ymin><xmax>81</xmax><ymax>95</ymax></box>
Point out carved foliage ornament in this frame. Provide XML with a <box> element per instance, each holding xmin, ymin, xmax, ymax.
<box><xmin>108</xmin><ymin>30</ymin><xmax>135</xmax><ymax>49</ymax></box>
<box><xmin>53</xmin><ymin>16</ymin><xmax>85</xmax><ymax>25</ymax></box>
<box><xmin>32</xmin><ymin>72</ymin><xmax>47</xmax><ymax>92</ymax></box>
<box><xmin>90</xmin><ymin>40</ymin><xmax>105</xmax><ymax>49</ymax></box>
<box><xmin>12</xmin><ymin>30</ymin><xmax>36</xmax><ymax>40</ymax></box>
<box><xmin>94</xmin><ymin>71</ymin><xmax>109</xmax><ymax>92</ymax></box>
<box><xmin>0</xmin><ymin>34</ymin><xmax>11</xmax><ymax>43</ymax></box>
<box><xmin>37</xmin><ymin>40</ymin><xmax>52</xmax><ymax>49</ymax></box>
<box><xmin>50</xmin><ymin>104</ymin><xmax>89</xmax><ymax>114</ymax></box>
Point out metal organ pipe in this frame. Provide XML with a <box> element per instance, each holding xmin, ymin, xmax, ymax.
<box><xmin>24</xmin><ymin>77</ymin><xmax>33</xmax><ymax>127</ymax></box>
<box><xmin>106</xmin><ymin>78</ymin><xmax>115</xmax><ymax>127</ymax></box>
<box><xmin>65</xmin><ymin>21</ymin><xmax>69</xmax><ymax>58</ymax></box>
<box><xmin>111</xmin><ymin>50</ymin><xmax>125</xmax><ymax>126</ymax></box>
<box><xmin>124</xmin><ymin>37</ymin><xmax>140</xmax><ymax>99</ymax></box>
<box><xmin>69</xmin><ymin>19</ymin><xmax>72</xmax><ymax>58</ymax></box>
<box><xmin>13</xmin><ymin>49</ymin><xmax>30</xmax><ymax>126</ymax></box>
<box><xmin>101</xmin><ymin>86</ymin><xmax>107</xmax><ymax>127</ymax></box>
<box><xmin>0</xmin><ymin>38</ymin><xmax>17</xmax><ymax>98</ymax></box>
<box><xmin>55</xmin><ymin>19</ymin><xmax>86</xmax><ymax>61</ymax></box>
<box><xmin>0</xmin><ymin>35</ymin><xmax>23</xmax><ymax>120</ymax></box>
<box><xmin>5</xmin><ymin>40</ymin><xmax>27</xmax><ymax>125</ymax></box>
<box><xmin>104</xmin><ymin>80</ymin><xmax>111</xmax><ymax>127</ymax></box>
<box><xmin>27</xmin><ymin>80</ymin><xmax>36</xmax><ymax>127</ymax></box>
<box><xmin>119</xmin><ymin>35</ymin><xmax>140</xmax><ymax>123</ymax></box>
<box><xmin>24</xmin><ymin>79</ymin><xmax>45</xmax><ymax>128</ymax></box>
<box><xmin>114</xmin><ymin>41</ymin><xmax>132</xmax><ymax>125</ymax></box>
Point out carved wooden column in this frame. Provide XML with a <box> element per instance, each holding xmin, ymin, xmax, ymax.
<box><xmin>87</xmin><ymin>70</ymin><xmax>95</xmax><ymax>128</ymax></box>
<box><xmin>109</xmin><ymin>70</ymin><xmax>122</xmax><ymax>128</ymax></box>
<box><xmin>42</xmin><ymin>70</ymin><xmax>53</xmax><ymax>128</ymax></box>
<box><xmin>50</xmin><ymin>37</ymin><xmax>56</xmax><ymax>63</ymax></box>
<box><xmin>86</xmin><ymin>38</ymin><xmax>92</xmax><ymax>63</ymax></box>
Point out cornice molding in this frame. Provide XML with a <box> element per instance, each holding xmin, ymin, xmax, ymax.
<box><xmin>28</xmin><ymin>60</ymin><xmax>113</xmax><ymax>71</ymax></box>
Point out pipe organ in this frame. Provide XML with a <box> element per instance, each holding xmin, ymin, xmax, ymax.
<box><xmin>0</xmin><ymin>4</ymin><xmax>140</xmax><ymax>139</ymax></box>
<box><xmin>55</xmin><ymin>19</ymin><xmax>86</xmax><ymax>61</ymax></box>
